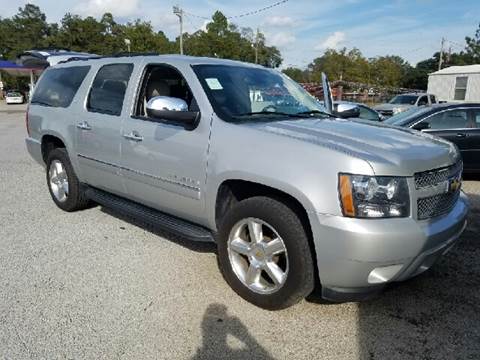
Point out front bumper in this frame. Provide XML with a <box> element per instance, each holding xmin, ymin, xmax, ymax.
<box><xmin>310</xmin><ymin>192</ymin><xmax>469</xmax><ymax>302</ymax></box>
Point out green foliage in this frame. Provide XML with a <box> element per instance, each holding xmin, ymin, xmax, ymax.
<box><xmin>0</xmin><ymin>5</ymin><xmax>281</xmax><ymax>68</ymax></box>
<box><xmin>465</xmin><ymin>22</ymin><xmax>480</xmax><ymax>63</ymax></box>
<box><xmin>282</xmin><ymin>67</ymin><xmax>306</xmax><ymax>82</ymax></box>
<box><xmin>1</xmin><ymin>4</ymin><xmax>479</xmax><ymax>90</ymax></box>
<box><xmin>182</xmin><ymin>11</ymin><xmax>281</xmax><ymax>67</ymax></box>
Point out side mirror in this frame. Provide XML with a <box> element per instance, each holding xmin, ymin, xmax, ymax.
<box><xmin>334</xmin><ymin>103</ymin><xmax>361</xmax><ymax>118</ymax></box>
<box><xmin>321</xmin><ymin>72</ymin><xmax>333</xmax><ymax>115</ymax></box>
<box><xmin>413</xmin><ymin>122</ymin><xmax>430</xmax><ymax>131</ymax></box>
<box><xmin>146</xmin><ymin>96</ymin><xmax>199</xmax><ymax>130</ymax></box>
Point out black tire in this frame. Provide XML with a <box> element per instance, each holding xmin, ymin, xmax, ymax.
<box><xmin>45</xmin><ymin>148</ymin><xmax>90</xmax><ymax>212</ymax></box>
<box><xmin>217</xmin><ymin>196</ymin><xmax>315</xmax><ymax>310</ymax></box>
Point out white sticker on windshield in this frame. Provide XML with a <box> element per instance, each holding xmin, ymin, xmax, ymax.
<box><xmin>206</xmin><ymin>78</ymin><xmax>223</xmax><ymax>90</ymax></box>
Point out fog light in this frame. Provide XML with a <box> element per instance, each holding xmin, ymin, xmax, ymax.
<box><xmin>368</xmin><ymin>264</ymin><xmax>404</xmax><ymax>284</ymax></box>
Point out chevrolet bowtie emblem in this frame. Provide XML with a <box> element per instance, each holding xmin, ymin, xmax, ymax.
<box><xmin>448</xmin><ymin>177</ymin><xmax>461</xmax><ymax>193</ymax></box>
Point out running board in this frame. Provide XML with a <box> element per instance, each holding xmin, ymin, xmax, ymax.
<box><xmin>86</xmin><ymin>188</ymin><xmax>215</xmax><ymax>243</ymax></box>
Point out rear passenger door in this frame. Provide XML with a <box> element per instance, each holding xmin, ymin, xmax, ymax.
<box><xmin>465</xmin><ymin>109</ymin><xmax>480</xmax><ymax>171</ymax></box>
<box><xmin>75</xmin><ymin>62</ymin><xmax>134</xmax><ymax>195</ymax></box>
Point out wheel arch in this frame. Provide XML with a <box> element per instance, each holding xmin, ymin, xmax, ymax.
<box><xmin>214</xmin><ymin>179</ymin><xmax>314</xmax><ymax>233</ymax></box>
<box><xmin>213</xmin><ymin>177</ymin><xmax>322</xmax><ymax>294</ymax></box>
<box><xmin>41</xmin><ymin>133</ymin><xmax>67</xmax><ymax>163</ymax></box>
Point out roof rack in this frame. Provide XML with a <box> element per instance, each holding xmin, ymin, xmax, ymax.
<box><xmin>58</xmin><ymin>52</ymin><xmax>162</xmax><ymax>64</ymax></box>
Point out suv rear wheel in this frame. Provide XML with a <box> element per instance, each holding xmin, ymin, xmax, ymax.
<box><xmin>217</xmin><ymin>196</ymin><xmax>315</xmax><ymax>310</ymax></box>
<box><xmin>46</xmin><ymin>148</ymin><xmax>90</xmax><ymax>211</ymax></box>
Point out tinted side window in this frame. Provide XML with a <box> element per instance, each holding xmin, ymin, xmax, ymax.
<box><xmin>31</xmin><ymin>66</ymin><xmax>90</xmax><ymax>108</ymax></box>
<box><xmin>472</xmin><ymin>109</ymin><xmax>480</xmax><ymax>127</ymax></box>
<box><xmin>430</xmin><ymin>95</ymin><xmax>436</xmax><ymax>103</ymax></box>
<box><xmin>417</xmin><ymin>96</ymin><xmax>428</xmax><ymax>106</ymax></box>
<box><xmin>87</xmin><ymin>63</ymin><xmax>133</xmax><ymax>116</ymax></box>
<box><xmin>359</xmin><ymin>106</ymin><xmax>380</xmax><ymax>121</ymax></box>
<box><xmin>423</xmin><ymin>110</ymin><xmax>469</xmax><ymax>130</ymax></box>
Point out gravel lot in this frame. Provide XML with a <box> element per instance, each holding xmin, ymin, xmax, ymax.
<box><xmin>0</xmin><ymin>102</ymin><xmax>479</xmax><ymax>359</ymax></box>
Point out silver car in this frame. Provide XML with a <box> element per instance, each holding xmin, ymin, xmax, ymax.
<box><xmin>375</xmin><ymin>93</ymin><xmax>438</xmax><ymax>117</ymax></box>
<box><xmin>25</xmin><ymin>55</ymin><xmax>468</xmax><ymax>309</ymax></box>
<box><xmin>5</xmin><ymin>91</ymin><xmax>24</xmax><ymax>104</ymax></box>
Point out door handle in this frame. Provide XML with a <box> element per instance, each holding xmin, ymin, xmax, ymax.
<box><xmin>76</xmin><ymin>121</ymin><xmax>91</xmax><ymax>130</ymax></box>
<box><xmin>456</xmin><ymin>133</ymin><xmax>466</xmax><ymax>138</ymax></box>
<box><xmin>123</xmin><ymin>132</ymin><xmax>144</xmax><ymax>142</ymax></box>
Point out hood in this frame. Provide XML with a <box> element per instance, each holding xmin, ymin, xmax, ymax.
<box><xmin>374</xmin><ymin>103</ymin><xmax>411</xmax><ymax>111</ymax></box>
<box><xmin>244</xmin><ymin>118</ymin><xmax>459</xmax><ymax>176</ymax></box>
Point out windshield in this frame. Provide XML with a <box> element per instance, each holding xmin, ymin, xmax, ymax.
<box><xmin>388</xmin><ymin>95</ymin><xmax>418</xmax><ymax>105</ymax></box>
<box><xmin>7</xmin><ymin>92</ymin><xmax>22</xmax><ymax>97</ymax></box>
<box><xmin>192</xmin><ymin>64</ymin><xmax>327</xmax><ymax>122</ymax></box>
<box><xmin>384</xmin><ymin>106</ymin><xmax>434</xmax><ymax>126</ymax></box>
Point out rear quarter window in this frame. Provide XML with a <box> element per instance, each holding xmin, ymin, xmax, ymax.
<box><xmin>31</xmin><ymin>66</ymin><xmax>90</xmax><ymax>108</ymax></box>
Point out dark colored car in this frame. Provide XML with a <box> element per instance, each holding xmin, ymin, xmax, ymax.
<box><xmin>385</xmin><ymin>103</ymin><xmax>480</xmax><ymax>172</ymax></box>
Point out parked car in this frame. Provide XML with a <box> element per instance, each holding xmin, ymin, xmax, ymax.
<box><xmin>374</xmin><ymin>93</ymin><xmax>438</xmax><ymax>117</ymax></box>
<box><xmin>385</xmin><ymin>103</ymin><xmax>480</xmax><ymax>173</ymax></box>
<box><xmin>5</xmin><ymin>91</ymin><xmax>24</xmax><ymax>104</ymax></box>
<box><xmin>334</xmin><ymin>101</ymin><xmax>383</xmax><ymax>121</ymax></box>
<box><xmin>17</xmin><ymin>49</ymin><xmax>95</xmax><ymax>68</ymax></box>
<box><xmin>25</xmin><ymin>55</ymin><xmax>468</xmax><ymax>309</ymax></box>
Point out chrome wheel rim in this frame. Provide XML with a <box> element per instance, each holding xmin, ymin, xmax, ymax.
<box><xmin>227</xmin><ymin>218</ymin><xmax>289</xmax><ymax>294</ymax></box>
<box><xmin>49</xmin><ymin>160</ymin><xmax>69</xmax><ymax>202</ymax></box>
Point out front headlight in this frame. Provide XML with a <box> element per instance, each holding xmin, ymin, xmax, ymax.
<box><xmin>392</xmin><ymin>107</ymin><xmax>405</xmax><ymax>114</ymax></box>
<box><xmin>338</xmin><ymin>174</ymin><xmax>410</xmax><ymax>218</ymax></box>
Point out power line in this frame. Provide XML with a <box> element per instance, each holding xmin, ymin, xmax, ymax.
<box><xmin>183</xmin><ymin>13</ymin><xmax>204</xmax><ymax>33</ymax></box>
<box><xmin>228</xmin><ymin>0</ymin><xmax>289</xmax><ymax>19</ymax></box>
<box><xmin>183</xmin><ymin>0</ymin><xmax>289</xmax><ymax>21</ymax></box>
<box><xmin>445</xmin><ymin>39</ymin><xmax>465</xmax><ymax>50</ymax></box>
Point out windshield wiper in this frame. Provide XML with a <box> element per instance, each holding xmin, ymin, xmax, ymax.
<box><xmin>295</xmin><ymin>109</ymin><xmax>334</xmax><ymax>118</ymax></box>
<box><xmin>234</xmin><ymin>111</ymin><xmax>304</xmax><ymax>118</ymax></box>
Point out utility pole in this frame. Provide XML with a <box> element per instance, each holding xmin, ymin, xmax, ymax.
<box><xmin>173</xmin><ymin>5</ymin><xmax>184</xmax><ymax>55</ymax></box>
<box><xmin>254</xmin><ymin>28</ymin><xmax>259</xmax><ymax>64</ymax></box>
<box><xmin>438</xmin><ymin>37</ymin><xmax>445</xmax><ymax>71</ymax></box>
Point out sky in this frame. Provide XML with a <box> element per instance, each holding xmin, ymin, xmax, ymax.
<box><xmin>1</xmin><ymin>0</ymin><xmax>479</xmax><ymax>68</ymax></box>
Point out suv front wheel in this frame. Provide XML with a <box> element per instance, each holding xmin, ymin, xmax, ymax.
<box><xmin>217</xmin><ymin>196</ymin><xmax>315</xmax><ymax>310</ymax></box>
<box><xmin>46</xmin><ymin>148</ymin><xmax>90</xmax><ymax>212</ymax></box>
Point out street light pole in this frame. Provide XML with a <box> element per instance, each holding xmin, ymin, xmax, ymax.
<box><xmin>173</xmin><ymin>5</ymin><xmax>184</xmax><ymax>55</ymax></box>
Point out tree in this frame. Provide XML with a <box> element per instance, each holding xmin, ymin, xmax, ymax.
<box><xmin>307</xmin><ymin>48</ymin><xmax>370</xmax><ymax>83</ymax></box>
<box><xmin>282</xmin><ymin>67</ymin><xmax>306</xmax><ymax>82</ymax></box>
<box><xmin>370</xmin><ymin>55</ymin><xmax>408</xmax><ymax>87</ymax></box>
<box><xmin>0</xmin><ymin>4</ymin><xmax>54</xmax><ymax>59</ymax></box>
<box><xmin>183</xmin><ymin>11</ymin><xmax>282</xmax><ymax>67</ymax></box>
<box><xmin>465</xmin><ymin>22</ymin><xmax>480</xmax><ymax>63</ymax></box>
<box><xmin>122</xmin><ymin>20</ymin><xmax>174</xmax><ymax>53</ymax></box>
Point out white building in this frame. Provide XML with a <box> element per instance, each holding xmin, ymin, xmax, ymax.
<box><xmin>427</xmin><ymin>64</ymin><xmax>480</xmax><ymax>103</ymax></box>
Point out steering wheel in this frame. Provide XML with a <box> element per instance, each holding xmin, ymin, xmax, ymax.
<box><xmin>262</xmin><ymin>105</ymin><xmax>278</xmax><ymax>113</ymax></box>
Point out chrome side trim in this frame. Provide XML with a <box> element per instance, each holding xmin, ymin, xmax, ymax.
<box><xmin>77</xmin><ymin>154</ymin><xmax>201</xmax><ymax>191</ymax></box>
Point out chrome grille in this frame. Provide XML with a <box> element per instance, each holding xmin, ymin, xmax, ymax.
<box><xmin>415</xmin><ymin>161</ymin><xmax>462</xmax><ymax>220</ymax></box>
<box><xmin>414</xmin><ymin>161</ymin><xmax>462</xmax><ymax>189</ymax></box>
<box><xmin>417</xmin><ymin>191</ymin><xmax>460</xmax><ymax>220</ymax></box>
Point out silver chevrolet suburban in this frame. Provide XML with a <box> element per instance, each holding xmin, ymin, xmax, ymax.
<box><xmin>25</xmin><ymin>55</ymin><xmax>468</xmax><ymax>310</ymax></box>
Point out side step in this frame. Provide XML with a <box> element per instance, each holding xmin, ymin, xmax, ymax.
<box><xmin>86</xmin><ymin>188</ymin><xmax>215</xmax><ymax>243</ymax></box>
